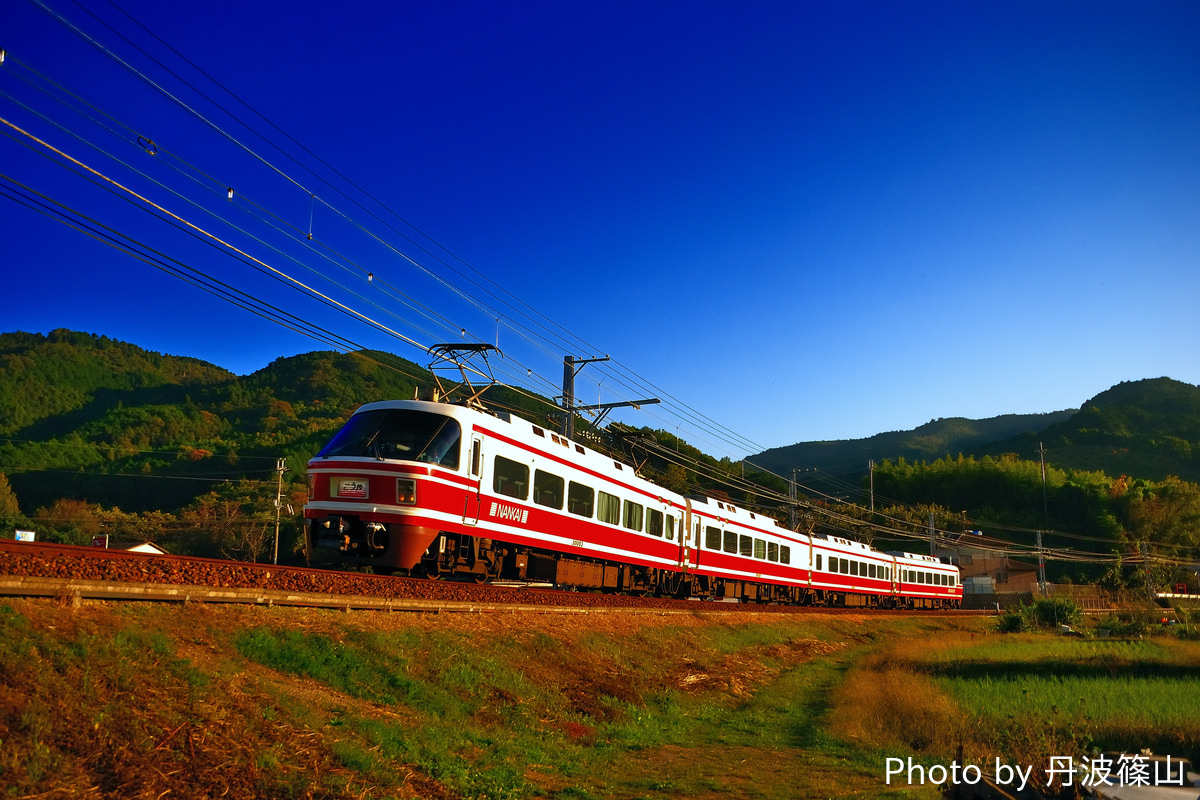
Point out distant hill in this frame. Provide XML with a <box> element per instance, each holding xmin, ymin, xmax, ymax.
<box><xmin>0</xmin><ymin>331</ymin><xmax>434</xmax><ymax>513</ymax></box>
<box><xmin>973</xmin><ymin>377</ymin><xmax>1200</xmax><ymax>483</ymax></box>
<box><xmin>0</xmin><ymin>329</ymin><xmax>235</xmax><ymax>437</ymax></box>
<box><xmin>750</xmin><ymin>411</ymin><xmax>1076</xmax><ymax>499</ymax></box>
<box><xmin>0</xmin><ymin>330</ymin><xmax>586</xmax><ymax>515</ymax></box>
<box><xmin>751</xmin><ymin>377</ymin><xmax>1200</xmax><ymax>497</ymax></box>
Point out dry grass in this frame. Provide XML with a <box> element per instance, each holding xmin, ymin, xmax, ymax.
<box><xmin>828</xmin><ymin>663</ymin><xmax>965</xmax><ymax>753</ymax></box>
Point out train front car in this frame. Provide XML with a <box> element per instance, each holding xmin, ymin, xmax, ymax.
<box><xmin>304</xmin><ymin>400</ymin><xmax>472</xmax><ymax>574</ymax></box>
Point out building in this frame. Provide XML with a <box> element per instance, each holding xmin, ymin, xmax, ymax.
<box><xmin>935</xmin><ymin>532</ymin><xmax>1040</xmax><ymax>594</ymax></box>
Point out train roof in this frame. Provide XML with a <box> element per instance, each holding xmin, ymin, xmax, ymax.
<box><xmin>887</xmin><ymin>551</ymin><xmax>954</xmax><ymax>567</ymax></box>
<box><xmin>357</xmin><ymin>399</ymin><xmax>788</xmax><ymax>530</ymax></box>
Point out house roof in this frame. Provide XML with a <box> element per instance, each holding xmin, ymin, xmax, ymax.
<box><xmin>108</xmin><ymin>541</ymin><xmax>168</xmax><ymax>555</ymax></box>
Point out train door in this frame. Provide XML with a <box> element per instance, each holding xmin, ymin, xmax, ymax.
<box><xmin>463</xmin><ymin>435</ymin><xmax>483</xmax><ymax>526</ymax></box>
<box><xmin>806</xmin><ymin>533</ymin><xmax>815</xmax><ymax>591</ymax></box>
<box><xmin>678</xmin><ymin>498</ymin><xmax>696</xmax><ymax>573</ymax></box>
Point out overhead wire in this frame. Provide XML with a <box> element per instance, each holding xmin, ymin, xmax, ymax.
<box><xmin>29</xmin><ymin>0</ymin><xmax>773</xmax><ymax>460</ymax></box>
<box><xmin>3</xmin><ymin>30</ymin><xmax>577</xmax><ymax>408</ymax></box>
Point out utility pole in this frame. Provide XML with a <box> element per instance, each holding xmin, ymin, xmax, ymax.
<box><xmin>929</xmin><ymin>511</ymin><xmax>936</xmax><ymax>555</ymax></box>
<box><xmin>561</xmin><ymin>355</ymin><xmax>610</xmax><ymax>438</ymax></box>
<box><xmin>1036</xmin><ymin>530</ymin><xmax>1046</xmax><ymax>594</ymax></box>
<box><xmin>272</xmin><ymin>457</ymin><xmax>288</xmax><ymax>565</ymax></box>
<box><xmin>561</xmin><ymin>353</ymin><xmax>658</xmax><ymax>438</ymax></box>
<box><xmin>789</xmin><ymin>469</ymin><xmax>797</xmax><ymax>531</ymax></box>
<box><xmin>868</xmin><ymin>459</ymin><xmax>875</xmax><ymax>513</ymax></box>
<box><xmin>1038</xmin><ymin>442</ymin><xmax>1048</xmax><ymax>515</ymax></box>
<box><xmin>1142</xmin><ymin>542</ymin><xmax>1153</xmax><ymax>604</ymax></box>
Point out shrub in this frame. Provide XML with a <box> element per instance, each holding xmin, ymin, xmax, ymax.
<box><xmin>996</xmin><ymin>607</ymin><xmax>1031</xmax><ymax>633</ymax></box>
<box><xmin>1031</xmin><ymin>597</ymin><xmax>1082</xmax><ymax>629</ymax></box>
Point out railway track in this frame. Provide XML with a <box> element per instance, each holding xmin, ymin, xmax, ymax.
<box><xmin>0</xmin><ymin>540</ymin><xmax>985</xmax><ymax>616</ymax></box>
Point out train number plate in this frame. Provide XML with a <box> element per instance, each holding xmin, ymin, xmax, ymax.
<box><xmin>334</xmin><ymin>478</ymin><xmax>368</xmax><ymax>499</ymax></box>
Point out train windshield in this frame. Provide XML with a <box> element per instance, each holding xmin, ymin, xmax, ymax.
<box><xmin>317</xmin><ymin>408</ymin><xmax>461</xmax><ymax>469</ymax></box>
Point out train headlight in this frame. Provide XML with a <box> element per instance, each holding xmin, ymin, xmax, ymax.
<box><xmin>397</xmin><ymin>478</ymin><xmax>416</xmax><ymax>505</ymax></box>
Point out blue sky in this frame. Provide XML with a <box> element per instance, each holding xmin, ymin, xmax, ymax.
<box><xmin>3</xmin><ymin>0</ymin><xmax>1198</xmax><ymax>461</ymax></box>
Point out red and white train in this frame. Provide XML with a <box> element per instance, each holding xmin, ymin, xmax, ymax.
<box><xmin>303</xmin><ymin>398</ymin><xmax>962</xmax><ymax>608</ymax></box>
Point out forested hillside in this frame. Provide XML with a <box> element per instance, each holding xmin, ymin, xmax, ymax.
<box><xmin>975</xmin><ymin>378</ymin><xmax>1200</xmax><ymax>483</ymax></box>
<box><xmin>749</xmin><ymin>378</ymin><xmax>1200</xmax><ymax>590</ymax></box>
<box><xmin>751</xmin><ymin>411</ymin><xmax>1076</xmax><ymax>498</ymax></box>
<box><xmin>0</xmin><ymin>331</ymin><xmax>433</xmax><ymax>514</ymax></box>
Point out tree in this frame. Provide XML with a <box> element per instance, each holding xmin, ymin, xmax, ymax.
<box><xmin>0</xmin><ymin>472</ymin><xmax>28</xmax><ymax>535</ymax></box>
<box><xmin>182</xmin><ymin>480</ymin><xmax>276</xmax><ymax>562</ymax></box>
<box><xmin>33</xmin><ymin>498</ymin><xmax>103</xmax><ymax>545</ymax></box>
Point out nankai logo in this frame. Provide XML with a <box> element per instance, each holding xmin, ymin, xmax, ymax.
<box><xmin>488</xmin><ymin>502</ymin><xmax>529</xmax><ymax>524</ymax></box>
<box><xmin>336</xmin><ymin>479</ymin><xmax>368</xmax><ymax>499</ymax></box>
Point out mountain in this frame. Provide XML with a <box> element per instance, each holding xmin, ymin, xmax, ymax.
<box><xmin>750</xmin><ymin>411</ymin><xmax>1076</xmax><ymax>500</ymax></box>
<box><xmin>973</xmin><ymin>377</ymin><xmax>1200</xmax><ymax>483</ymax></box>
<box><xmin>0</xmin><ymin>331</ymin><xmax>431</xmax><ymax>514</ymax></box>
<box><xmin>750</xmin><ymin>377</ymin><xmax>1200</xmax><ymax>497</ymax></box>
<box><xmin>0</xmin><ymin>330</ymin><xmax>594</xmax><ymax>517</ymax></box>
<box><xmin>0</xmin><ymin>329</ymin><xmax>235</xmax><ymax>437</ymax></box>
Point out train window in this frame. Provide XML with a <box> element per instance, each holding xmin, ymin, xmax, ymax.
<box><xmin>665</xmin><ymin>514</ymin><xmax>676</xmax><ymax>541</ymax></box>
<box><xmin>814</xmin><ymin>553</ymin><xmax>821</xmax><ymax>570</ymax></box>
<box><xmin>850</xmin><ymin>561</ymin><xmax>859</xmax><ymax>577</ymax></box>
<box><xmin>768</xmin><ymin>542</ymin><xmax>779</xmax><ymax>562</ymax></box>
<box><xmin>949</xmin><ymin>575</ymin><xmax>956</xmax><ymax>587</ymax></box>
<box><xmin>533</xmin><ymin>470</ymin><xmax>564</xmax><ymax>510</ymax></box>
<box><xmin>868</xmin><ymin>563</ymin><xmax>876</xmax><ymax>578</ymax></box>
<box><xmin>706</xmin><ymin>526</ymin><xmax>722</xmax><ymax>550</ymax></box>
<box><xmin>723</xmin><ymin>530</ymin><xmax>737</xmax><ymax>554</ymax></box>
<box><xmin>780</xmin><ymin>545</ymin><xmax>791</xmax><ymax>564</ymax></box>
<box><xmin>739</xmin><ymin>534</ymin><xmax>753</xmax><ymax>557</ymax></box>
<box><xmin>567</xmin><ymin>482</ymin><xmax>594</xmax><ymax>517</ymax></box>
<box><xmin>754</xmin><ymin>539</ymin><xmax>766</xmax><ymax>559</ymax></box>
<box><xmin>842</xmin><ymin>559</ymin><xmax>850</xmax><ymax>575</ymax></box>
<box><xmin>320</xmin><ymin>408</ymin><xmax>462</xmax><ymax>468</ymax></box>
<box><xmin>646</xmin><ymin>508</ymin><xmax>664</xmax><ymax>537</ymax></box>
<box><xmin>597</xmin><ymin>491</ymin><xmax>621</xmax><ymax>525</ymax></box>
<box><xmin>623</xmin><ymin>500</ymin><xmax>644</xmax><ymax>532</ymax></box>
<box><xmin>493</xmin><ymin>456</ymin><xmax>528</xmax><ymax>499</ymax></box>
<box><xmin>829</xmin><ymin>556</ymin><xmax>838</xmax><ymax>573</ymax></box>
<box><xmin>471</xmin><ymin>440</ymin><xmax>481</xmax><ymax>476</ymax></box>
